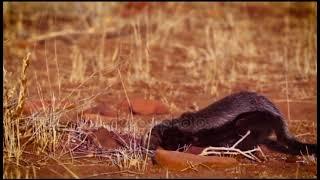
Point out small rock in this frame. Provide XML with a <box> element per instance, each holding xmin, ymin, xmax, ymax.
<box><xmin>87</xmin><ymin>128</ymin><xmax>141</xmax><ymax>150</ymax></box>
<box><xmin>119</xmin><ymin>98</ymin><xmax>169</xmax><ymax>115</ymax></box>
<box><xmin>154</xmin><ymin>149</ymin><xmax>238</xmax><ymax>171</ymax></box>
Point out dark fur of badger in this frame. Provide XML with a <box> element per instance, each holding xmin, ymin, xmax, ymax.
<box><xmin>145</xmin><ymin>91</ymin><xmax>317</xmax><ymax>156</ymax></box>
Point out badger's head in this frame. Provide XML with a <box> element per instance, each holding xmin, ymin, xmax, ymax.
<box><xmin>142</xmin><ymin>120</ymin><xmax>172</xmax><ymax>152</ymax></box>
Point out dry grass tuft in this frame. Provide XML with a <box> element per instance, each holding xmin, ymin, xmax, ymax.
<box><xmin>3</xmin><ymin>52</ymin><xmax>30</xmax><ymax>165</ymax></box>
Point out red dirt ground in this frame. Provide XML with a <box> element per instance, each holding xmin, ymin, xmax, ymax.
<box><xmin>3</xmin><ymin>2</ymin><xmax>317</xmax><ymax>178</ymax></box>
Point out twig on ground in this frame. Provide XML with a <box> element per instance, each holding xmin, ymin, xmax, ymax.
<box><xmin>180</xmin><ymin>161</ymin><xmax>199</xmax><ymax>172</ymax></box>
<box><xmin>256</xmin><ymin>145</ymin><xmax>267</xmax><ymax>160</ymax></box>
<box><xmin>50</xmin><ymin>157</ymin><xmax>79</xmax><ymax>179</ymax></box>
<box><xmin>295</xmin><ymin>132</ymin><xmax>311</xmax><ymax>137</ymax></box>
<box><xmin>199</xmin><ymin>163</ymin><xmax>213</xmax><ymax>171</ymax></box>
<box><xmin>59</xmin><ymin>131</ymin><xmax>88</xmax><ymax>158</ymax></box>
<box><xmin>199</xmin><ymin>130</ymin><xmax>265</xmax><ymax>162</ymax></box>
<box><xmin>27</xmin><ymin>28</ymin><xmax>96</xmax><ymax>42</ymax></box>
<box><xmin>27</xmin><ymin>23</ymin><xmax>142</xmax><ymax>43</ymax></box>
<box><xmin>231</xmin><ymin>130</ymin><xmax>251</xmax><ymax>148</ymax></box>
<box><xmin>84</xmin><ymin>170</ymin><xmax>144</xmax><ymax>178</ymax></box>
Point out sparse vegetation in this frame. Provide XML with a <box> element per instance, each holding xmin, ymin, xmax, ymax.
<box><xmin>3</xmin><ymin>2</ymin><xmax>316</xmax><ymax>178</ymax></box>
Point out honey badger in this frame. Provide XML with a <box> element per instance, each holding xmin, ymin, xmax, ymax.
<box><xmin>145</xmin><ymin>91</ymin><xmax>317</xmax><ymax>156</ymax></box>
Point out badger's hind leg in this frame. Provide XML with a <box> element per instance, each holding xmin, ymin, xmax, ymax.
<box><xmin>233</xmin><ymin>111</ymin><xmax>274</xmax><ymax>151</ymax></box>
<box><xmin>234</xmin><ymin>111</ymin><xmax>317</xmax><ymax>155</ymax></box>
<box><xmin>272</xmin><ymin>115</ymin><xmax>317</xmax><ymax>155</ymax></box>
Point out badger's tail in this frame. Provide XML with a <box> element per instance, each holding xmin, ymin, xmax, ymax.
<box><xmin>274</xmin><ymin>116</ymin><xmax>317</xmax><ymax>155</ymax></box>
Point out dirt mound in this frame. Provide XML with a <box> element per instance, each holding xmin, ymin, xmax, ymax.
<box><xmin>87</xmin><ymin>127</ymin><xmax>142</xmax><ymax>150</ymax></box>
<box><xmin>88</xmin><ymin>128</ymin><xmax>123</xmax><ymax>150</ymax></box>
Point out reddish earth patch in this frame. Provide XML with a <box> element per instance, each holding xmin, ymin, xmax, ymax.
<box><xmin>83</xmin><ymin>102</ymin><xmax>117</xmax><ymax>117</ymax></box>
<box><xmin>22</xmin><ymin>99</ymin><xmax>79</xmax><ymax>125</ymax></box>
<box><xmin>119</xmin><ymin>98</ymin><xmax>169</xmax><ymax>115</ymax></box>
<box><xmin>23</xmin><ymin>99</ymin><xmax>75</xmax><ymax>116</ymax></box>
<box><xmin>81</xmin><ymin>113</ymin><xmax>116</xmax><ymax>123</ymax></box>
<box><xmin>154</xmin><ymin>149</ymin><xmax>238</xmax><ymax>171</ymax></box>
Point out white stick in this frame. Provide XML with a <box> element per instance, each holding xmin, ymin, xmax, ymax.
<box><xmin>231</xmin><ymin>130</ymin><xmax>251</xmax><ymax>149</ymax></box>
<box><xmin>199</xmin><ymin>130</ymin><xmax>265</xmax><ymax>161</ymax></box>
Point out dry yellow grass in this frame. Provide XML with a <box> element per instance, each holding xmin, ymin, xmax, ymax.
<box><xmin>3</xmin><ymin>52</ymin><xmax>30</xmax><ymax>165</ymax></box>
<box><xmin>3</xmin><ymin>2</ymin><xmax>317</xmax><ymax>178</ymax></box>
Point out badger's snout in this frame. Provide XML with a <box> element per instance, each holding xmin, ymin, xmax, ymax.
<box><xmin>143</xmin><ymin>125</ymin><xmax>164</xmax><ymax>151</ymax></box>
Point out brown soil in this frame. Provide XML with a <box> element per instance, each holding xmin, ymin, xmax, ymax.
<box><xmin>3</xmin><ymin>2</ymin><xmax>317</xmax><ymax>179</ymax></box>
